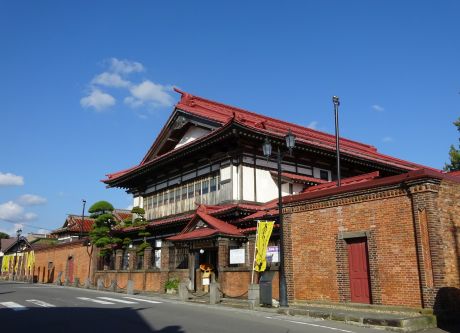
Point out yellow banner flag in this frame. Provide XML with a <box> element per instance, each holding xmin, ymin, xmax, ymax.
<box><xmin>27</xmin><ymin>251</ymin><xmax>35</xmax><ymax>270</ymax></box>
<box><xmin>254</xmin><ymin>221</ymin><xmax>274</xmax><ymax>272</ymax></box>
<box><xmin>1</xmin><ymin>255</ymin><xmax>11</xmax><ymax>273</ymax></box>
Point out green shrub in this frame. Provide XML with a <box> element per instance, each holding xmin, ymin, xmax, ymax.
<box><xmin>165</xmin><ymin>277</ymin><xmax>179</xmax><ymax>290</ymax></box>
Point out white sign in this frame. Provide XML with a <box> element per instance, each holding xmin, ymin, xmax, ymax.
<box><xmin>267</xmin><ymin>246</ymin><xmax>279</xmax><ymax>263</ymax></box>
<box><xmin>202</xmin><ymin>278</ymin><xmax>210</xmax><ymax>286</ymax></box>
<box><xmin>229</xmin><ymin>248</ymin><xmax>245</xmax><ymax>264</ymax></box>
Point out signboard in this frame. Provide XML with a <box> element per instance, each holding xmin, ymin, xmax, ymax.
<box><xmin>229</xmin><ymin>248</ymin><xmax>245</xmax><ymax>264</ymax></box>
<box><xmin>267</xmin><ymin>246</ymin><xmax>279</xmax><ymax>263</ymax></box>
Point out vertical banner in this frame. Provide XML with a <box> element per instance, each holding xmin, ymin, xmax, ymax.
<box><xmin>253</xmin><ymin>220</ymin><xmax>274</xmax><ymax>272</ymax></box>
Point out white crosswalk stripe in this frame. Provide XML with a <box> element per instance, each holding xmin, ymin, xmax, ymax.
<box><xmin>26</xmin><ymin>299</ymin><xmax>56</xmax><ymax>307</ymax></box>
<box><xmin>123</xmin><ymin>297</ymin><xmax>162</xmax><ymax>304</ymax></box>
<box><xmin>97</xmin><ymin>297</ymin><xmax>137</xmax><ymax>304</ymax></box>
<box><xmin>77</xmin><ymin>297</ymin><xmax>115</xmax><ymax>305</ymax></box>
<box><xmin>0</xmin><ymin>301</ymin><xmax>28</xmax><ymax>311</ymax></box>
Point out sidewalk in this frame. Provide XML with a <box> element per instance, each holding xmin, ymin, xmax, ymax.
<box><xmin>143</xmin><ymin>290</ymin><xmax>437</xmax><ymax>332</ymax></box>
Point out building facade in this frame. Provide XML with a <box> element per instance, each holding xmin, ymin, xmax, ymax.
<box><xmin>97</xmin><ymin>89</ymin><xmax>460</xmax><ymax>307</ymax></box>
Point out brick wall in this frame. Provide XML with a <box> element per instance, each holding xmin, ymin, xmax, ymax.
<box><xmin>284</xmin><ymin>175</ymin><xmax>460</xmax><ymax>309</ymax></box>
<box><xmin>284</xmin><ymin>185</ymin><xmax>423</xmax><ymax>307</ymax></box>
<box><xmin>34</xmin><ymin>240</ymin><xmax>93</xmax><ymax>284</ymax></box>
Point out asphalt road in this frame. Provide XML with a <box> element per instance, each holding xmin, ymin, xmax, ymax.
<box><xmin>0</xmin><ymin>281</ymin><xmax>426</xmax><ymax>333</ymax></box>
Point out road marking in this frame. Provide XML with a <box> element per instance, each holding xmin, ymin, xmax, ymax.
<box><xmin>265</xmin><ymin>316</ymin><xmax>356</xmax><ymax>333</ymax></box>
<box><xmin>97</xmin><ymin>297</ymin><xmax>137</xmax><ymax>304</ymax></box>
<box><xmin>0</xmin><ymin>302</ymin><xmax>28</xmax><ymax>311</ymax></box>
<box><xmin>123</xmin><ymin>297</ymin><xmax>162</xmax><ymax>304</ymax></box>
<box><xmin>26</xmin><ymin>299</ymin><xmax>56</xmax><ymax>307</ymax></box>
<box><xmin>77</xmin><ymin>297</ymin><xmax>115</xmax><ymax>305</ymax></box>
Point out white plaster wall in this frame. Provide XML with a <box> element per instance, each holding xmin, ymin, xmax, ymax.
<box><xmin>232</xmin><ymin>165</ymin><xmax>240</xmax><ymax>201</ymax></box>
<box><xmin>175</xmin><ymin>126</ymin><xmax>211</xmax><ymax>149</ymax></box>
<box><xmin>133</xmin><ymin>196</ymin><xmax>143</xmax><ymax>208</ymax></box>
<box><xmin>293</xmin><ymin>183</ymin><xmax>304</xmax><ymax>194</ymax></box>
<box><xmin>255</xmin><ymin>169</ymin><xmax>278</xmax><ymax>203</ymax></box>
<box><xmin>313</xmin><ymin>167</ymin><xmax>331</xmax><ymax>181</ymax></box>
<box><xmin>242</xmin><ymin>166</ymin><xmax>255</xmax><ymax>201</ymax></box>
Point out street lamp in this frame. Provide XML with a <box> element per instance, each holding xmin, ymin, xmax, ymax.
<box><xmin>14</xmin><ymin>228</ymin><xmax>22</xmax><ymax>279</ymax></box>
<box><xmin>262</xmin><ymin>131</ymin><xmax>296</xmax><ymax>308</ymax></box>
<box><xmin>80</xmin><ymin>199</ymin><xmax>86</xmax><ymax>239</ymax></box>
<box><xmin>332</xmin><ymin>96</ymin><xmax>341</xmax><ymax>187</ymax></box>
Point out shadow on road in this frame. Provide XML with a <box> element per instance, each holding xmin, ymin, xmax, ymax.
<box><xmin>0</xmin><ymin>306</ymin><xmax>185</xmax><ymax>333</ymax></box>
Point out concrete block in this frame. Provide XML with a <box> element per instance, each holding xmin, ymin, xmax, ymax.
<box><xmin>210</xmin><ymin>283</ymin><xmax>220</xmax><ymax>305</ymax></box>
<box><xmin>179</xmin><ymin>282</ymin><xmax>188</xmax><ymax>301</ymax></box>
<box><xmin>110</xmin><ymin>279</ymin><xmax>117</xmax><ymax>292</ymax></box>
<box><xmin>97</xmin><ymin>278</ymin><xmax>103</xmax><ymax>290</ymax></box>
<box><xmin>248</xmin><ymin>284</ymin><xmax>260</xmax><ymax>305</ymax></box>
<box><xmin>126</xmin><ymin>280</ymin><xmax>134</xmax><ymax>295</ymax></box>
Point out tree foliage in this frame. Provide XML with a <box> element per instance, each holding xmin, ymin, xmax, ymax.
<box><xmin>89</xmin><ymin>200</ymin><xmax>120</xmax><ymax>256</ymax></box>
<box><xmin>444</xmin><ymin>118</ymin><xmax>460</xmax><ymax>171</ymax></box>
<box><xmin>131</xmin><ymin>206</ymin><xmax>151</xmax><ymax>251</ymax></box>
<box><xmin>0</xmin><ymin>232</ymin><xmax>9</xmax><ymax>239</ymax></box>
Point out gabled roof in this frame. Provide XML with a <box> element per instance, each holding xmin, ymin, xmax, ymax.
<box><xmin>104</xmin><ymin>89</ymin><xmax>437</xmax><ymax>186</ymax></box>
<box><xmin>0</xmin><ymin>238</ymin><xmax>15</xmax><ymax>252</ymax></box>
<box><xmin>167</xmin><ymin>205</ymin><xmax>242</xmax><ymax>241</ymax></box>
<box><xmin>52</xmin><ymin>215</ymin><xmax>95</xmax><ymax>235</ymax></box>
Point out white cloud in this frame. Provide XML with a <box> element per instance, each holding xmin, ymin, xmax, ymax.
<box><xmin>372</xmin><ymin>104</ymin><xmax>385</xmax><ymax>112</ymax></box>
<box><xmin>0</xmin><ymin>201</ymin><xmax>37</xmax><ymax>223</ymax></box>
<box><xmin>126</xmin><ymin>204</ymin><xmax>134</xmax><ymax>210</ymax></box>
<box><xmin>80</xmin><ymin>89</ymin><xmax>116</xmax><ymax>111</ymax></box>
<box><xmin>307</xmin><ymin>121</ymin><xmax>318</xmax><ymax>129</ymax></box>
<box><xmin>124</xmin><ymin>80</ymin><xmax>174</xmax><ymax>108</ymax></box>
<box><xmin>382</xmin><ymin>136</ymin><xmax>394</xmax><ymax>143</ymax></box>
<box><xmin>109</xmin><ymin>58</ymin><xmax>144</xmax><ymax>74</ymax></box>
<box><xmin>91</xmin><ymin>72</ymin><xmax>131</xmax><ymax>88</ymax></box>
<box><xmin>0</xmin><ymin>172</ymin><xmax>24</xmax><ymax>186</ymax></box>
<box><xmin>17</xmin><ymin>194</ymin><xmax>47</xmax><ymax>206</ymax></box>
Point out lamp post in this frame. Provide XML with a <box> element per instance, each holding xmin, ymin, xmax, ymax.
<box><xmin>14</xmin><ymin>228</ymin><xmax>22</xmax><ymax>279</ymax></box>
<box><xmin>262</xmin><ymin>130</ymin><xmax>296</xmax><ymax>308</ymax></box>
<box><xmin>80</xmin><ymin>199</ymin><xmax>86</xmax><ymax>239</ymax></box>
<box><xmin>332</xmin><ymin>96</ymin><xmax>341</xmax><ymax>187</ymax></box>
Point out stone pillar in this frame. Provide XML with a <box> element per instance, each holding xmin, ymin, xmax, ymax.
<box><xmin>128</xmin><ymin>249</ymin><xmax>137</xmax><ymax>271</ymax></box>
<box><xmin>115</xmin><ymin>249</ymin><xmax>123</xmax><ymax>271</ymax></box>
<box><xmin>144</xmin><ymin>246</ymin><xmax>153</xmax><ymax>270</ymax></box>
<box><xmin>248</xmin><ymin>284</ymin><xmax>260</xmax><ymax>309</ymax></box>
<box><xmin>210</xmin><ymin>282</ymin><xmax>221</xmax><ymax>305</ymax></box>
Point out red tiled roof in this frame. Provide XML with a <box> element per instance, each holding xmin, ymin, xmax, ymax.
<box><xmin>166</xmin><ymin>205</ymin><xmax>242</xmax><ymax>242</ymax></box>
<box><xmin>302</xmin><ymin>171</ymin><xmax>380</xmax><ymax>193</ymax></box>
<box><xmin>273</xmin><ymin>172</ymin><xmax>329</xmax><ymax>185</ymax></box>
<box><xmin>52</xmin><ymin>215</ymin><xmax>95</xmax><ymax>235</ymax></box>
<box><xmin>105</xmin><ymin>90</ymin><xmax>437</xmax><ymax>184</ymax></box>
<box><xmin>284</xmin><ymin>168</ymin><xmax>460</xmax><ymax>205</ymax></box>
<box><xmin>447</xmin><ymin>170</ymin><xmax>460</xmax><ymax>177</ymax></box>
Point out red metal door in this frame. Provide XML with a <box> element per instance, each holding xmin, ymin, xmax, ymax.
<box><xmin>347</xmin><ymin>238</ymin><xmax>371</xmax><ymax>303</ymax></box>
<box><xmin>67</xmin><ymin>257</ymin><xmax>74</xmax><ymax>283</ymax></box>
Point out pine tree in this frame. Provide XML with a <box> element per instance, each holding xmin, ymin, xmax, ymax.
<box><xmin>88</xmin><ymin>201</ymin><xmax>121</xmax><ymax>257</ymax></box>
<box><xmin>444</xmin><ymin>118</ymin><xmax>460</xmax><ymax>171</ymax></box>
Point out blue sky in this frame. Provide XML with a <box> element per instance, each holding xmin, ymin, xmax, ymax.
<box><xmin>1</xmin><ymin>1</ymin><xmax>459</xmax><ymax>236</ymax></box>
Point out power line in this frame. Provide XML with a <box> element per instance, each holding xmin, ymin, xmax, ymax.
<box><xmin>0</xmin><ymin>219</ymin><xmax>53</xmax><ymax>232</ymax></box>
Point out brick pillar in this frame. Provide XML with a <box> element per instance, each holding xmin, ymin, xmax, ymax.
<box><xmin>408</xmin><ymin>181</ymin><xmax>441</xmax><ymax>308</ymax></box>
<box><xmin>283</xmin><ymin>210</ymin><xmax>295</xmax><ymax>303</ymax></box>
<box><xmin>144</xmin><ymin>247</ymin><xmax>153</xmax><ymax>270</ymax></box>
<box><xmin>217</xmin><ymin>238</ymin><xmax>229</xmax><ymax>269</ymax></box>
<box><xmin>115</xmin><ymin>249</ymin><xmax>123</xmax><ymax>270</ymax></box>
<box><xmin>128</xmin><ymin>249</ymin><xmax>137</xmax><ymax>271</ymax></box>
<box><xmin>159</xmin><ymin>241</ymin><xmax>171</xmax><ymax>292</ymax></box>
<box><xmin>247</xmin><ymin>235</ymin><xmax>256</xmax><ymax>268</ymax></box>
<box><xmin>161</xmin><ymin>241</ymin><xmax>171</xmax><ymax>271</ymax></box>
